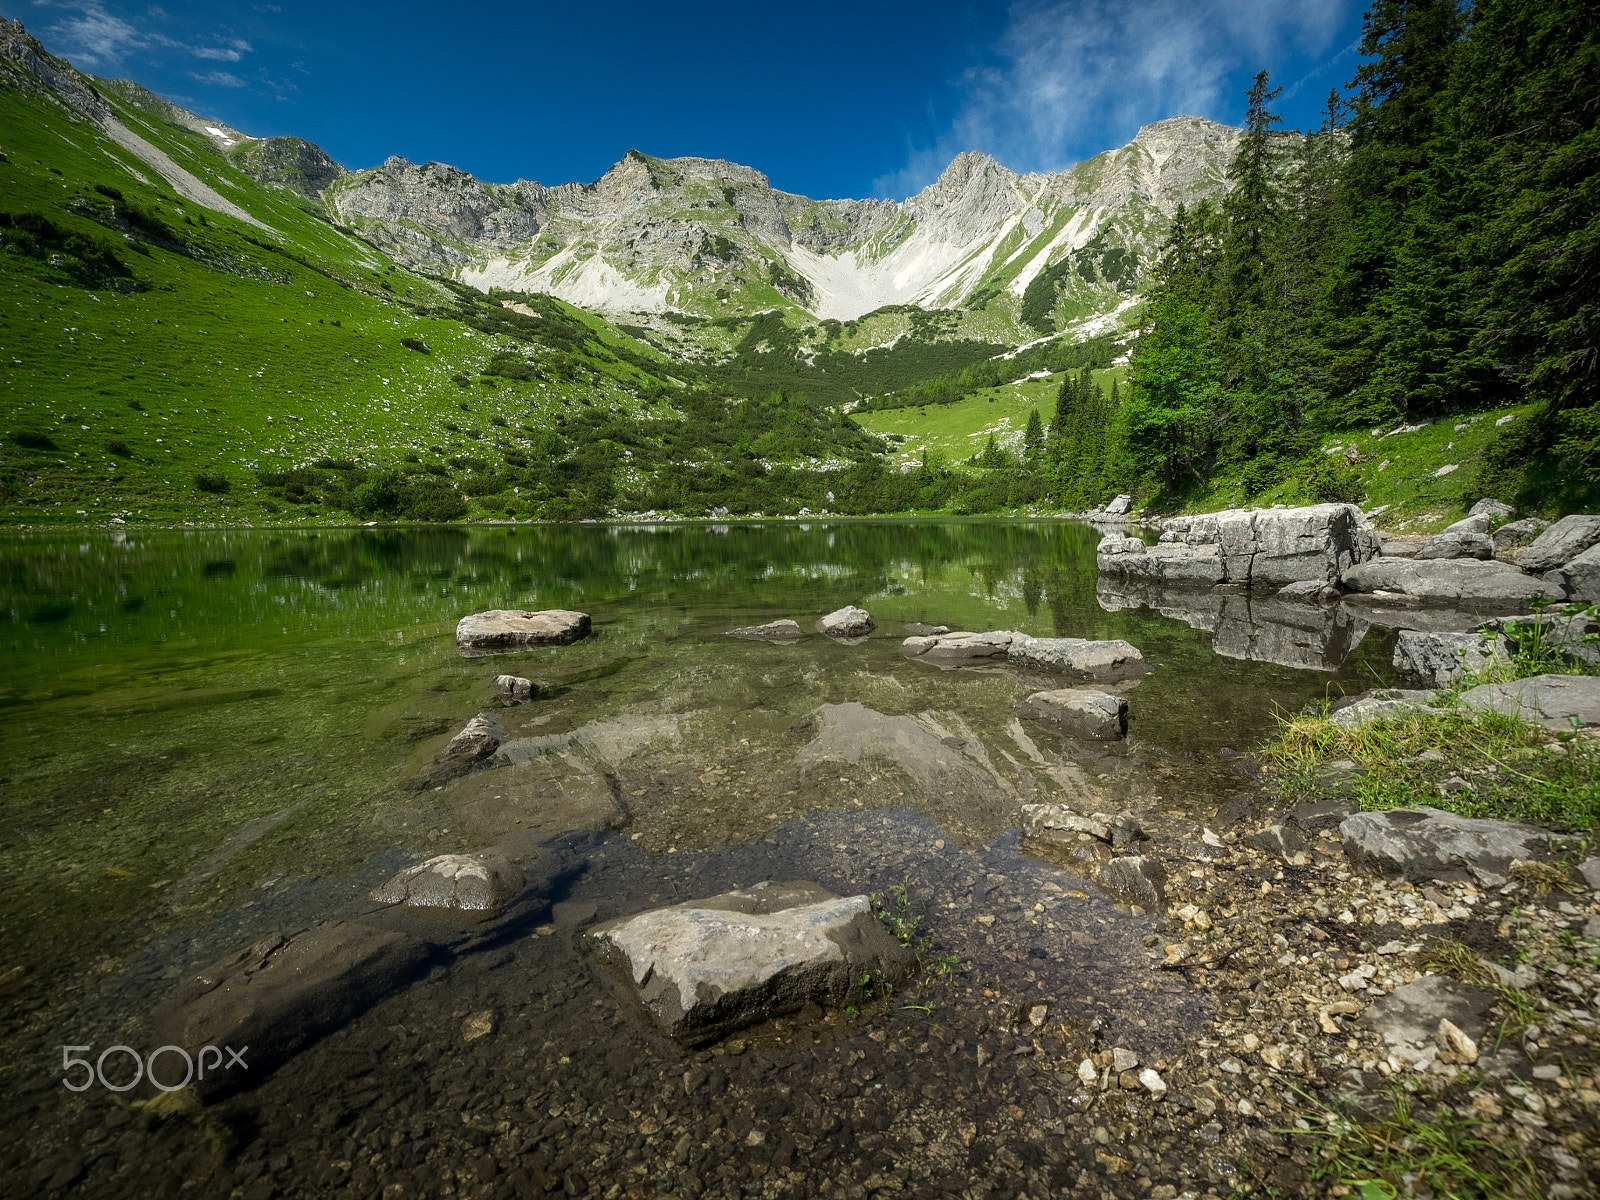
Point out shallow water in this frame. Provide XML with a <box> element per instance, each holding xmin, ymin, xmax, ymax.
<box><xmin>0</xmin><ymin>520</ymin><xmax>1396</xmax><ymax>1198</ymax></box>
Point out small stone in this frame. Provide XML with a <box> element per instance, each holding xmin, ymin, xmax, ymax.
<box><xmin>461</xmin><ymin>1010</ymin><xmax>494</xmax><ymax>1041</ymax></box>
<box><xmin>1237</xmin><ymin>1098</ymin><xmax>1256</xmax><ymax>1116</ymax></box>
<box><xmin>1112</xmin><ymin>1046</ymin><xmax>1139</xmax><ymax>1073</ymax></box>
<box><xmin>1138</xmin><ymin>1068</ymin><xmax>1167</xmax><ymax>1098</ymax></box>
<box><xmin>1077</xmin><ymin>1058</ymin><xmax>1097</xmax><ymax>1086</ymax></box>
<box><xmin>726</xmin><ymin>619</ymin><xmax>803</xmax><ymax>642</ymax></box>
<box><xmin>1437</xmin><ymin>1019</ymin><xmax>1478</xmax><ymax>1064</ymax></box>
<box><xmin>816</xmin><ymin>605</ymin><xmax>874</xmax><ymax>638</ymax></box>
<box><xmin>1531</xmin><ymin>1064</ymin><xmax>1562</xmax><ymax>1081</ymax></box>
<box><xmin>1241</xmin><ymin>1033</ymin><xmax>1260</xmax><ymax>1052</ymax></box>
<box><xmin>494</xmin><ymin>674</ymin><xmax>537</xmax><ymax>702</ymax></box>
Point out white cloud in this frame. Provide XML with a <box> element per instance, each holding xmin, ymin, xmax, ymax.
<box><xmin>874</xmin><ymin>0</ymin><xmax>1354</xmax><ymax>198</ymax></box>
<box><xmin>190</xmin><ymin>69</ymin><xmax>246</xmax><ymax>87</ymax></box>
<box><xmin>38</xmin><ymin>3</ymin><xmax>255</xmax><ymax>71</ymax></box>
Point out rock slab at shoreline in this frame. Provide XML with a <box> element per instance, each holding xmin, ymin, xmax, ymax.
<box><xmin>1017</xmin><ymin>688</ymin><xmax>1128</xmax><ymax>740</ymax></box>
<box><xmin>1458</xmin><ymin>673</ymin><xmax>1600</xmax><ymax>731</ymax></box>
<box><xmin>1340</xmin><ymin>806</ymin><xmax>1572</xmax><ymax>887</ymax></box>
<box><xmin>726</xmin><ymin>619</ymin><xmax>803</xmax><ymax>642</ymax></box>
<box><xmin>899</xmin><ymin>629</ymin><xmax>1146</xmax><ymax>678</ymax></box>
<box><xmin>1339</xmin><ymin>558</ymin><xmax>1564</xmax><ymax>607</ymax></box>
<box><xmin>587</xmin><ymin>881</ymin><xmax>914</xmax><ymax>1041</ymax></box>
<box><xmin>456</xmin><ymin>609</ymin><xmax>591</xmax><ymax>654</ymax></box>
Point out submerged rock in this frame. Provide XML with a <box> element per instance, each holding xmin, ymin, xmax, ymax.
<box><xmin>1516</xmin><ymin>514</ymin><xmax>1600</xmax><ymax>572</ymax></box>
<box><xmin>726</xmin><ymin>618</ymin><xmax>803</xmax><ymax>642</ymax></box>
<box><xmin>1340</xmin><ymin>806</ymin><xmax>1570</xmax><ymax>887</ymax></box>
<box><xmin>1094</xmin><ymin>855</ymin><xmax>1167</xmax><ymax>912</ymax></box>
<box><xmin>587</xmin><ymin>881</ymin><xmax>914</xmax><ymax>1041</ymax></box>
<box><xmin>816</xmin><ymin>605</ymin><xmax>875</xmax><ymax>638</ymax></box>
<box><xmin>899</xmin><ymin>630</ymin><xmax>1015</xmax><ymax>666</ymax></box>
<box><xmin>153</xmin><ymin>922</ymin><xmax>431</xmax><ymax>1093</ymax></box>
<box><xmin>1017</xmin><ymin>688</ymin><xmax>1128</xmax><ymax>740</ymax></box>
<box><xmin>1457</xmin><ymin>673</ymin><xmax>1600</xmax><ymax>731</ymax></box>
<box><xmin>455</xmin><ymin>608</ymin><xmax>591</xmax><ymax>654</ymax></box>
<box><xmin>438</xmin><ymin>713</ymin><xmax>507</xmax><ymax>763</ymax></box>
<box><xmin>1008</xmin><ymin>634</ymin><xmax>1148</xmax><ymax>678</ymax></box>
<box><xmin>369</xmin><ymin>852</ymin><xmax>525</xmax><ymax>921</ymax></box>
<box><xmin>494</xmin><ymin>674</ymin><xmax>538</xmax><ymax>702</ymax></box>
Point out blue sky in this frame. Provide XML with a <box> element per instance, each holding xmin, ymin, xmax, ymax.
<box><xmin>16</xmin><ymin>1</ymin><xmax>1365</xmax><ymax>198</ymax></box>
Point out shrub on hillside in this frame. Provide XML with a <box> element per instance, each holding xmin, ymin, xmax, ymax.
<box><xmin>194</xmin><ymin>471</ymin><xmax>230</xmax><ymax>494</ymax></box>
<box><xmin>105</xmin><ymin>440</ymin><xmax>131</xmax><ymax>457</ymax></box>
<box><xmin>9</xmin><ymin>430</ymin><xmax>56</xmax><ymax>450</ymax></box>
<box><xmin>400</xmin><ymin>337</ymin><xmax>430</xmax><ymax>354</ymax></box>
<box><xmin>1305</xmin><ymin>461</ymin><xmax>1365</xmax><ymax>505</ymax></box>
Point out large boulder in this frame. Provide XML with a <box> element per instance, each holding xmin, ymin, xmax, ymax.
<box><xmin>1017</xmin><ymin>688</ymin><xmax>1128</xmax><ymax>739</ymax></box>
<box><xmin>1517</xmin><ymin>514</ymin><xmax>1600</xmax><ymax>571</ymax></box>
<box><xmin>1100</xmin><ymin>505</ymin><xmax>1380</xmax><ymax>589</ymax></box>
<box><xmin>726</xmin><ymin>619</ymin><xmax>803</xmax><ymax>642</ymax></box>
<box><xmin>1441</xmin><ymin>513</ymin><xmax>1491</xmax><ymax>535</ymax></box>
<box><xmin>1008</xmin><ymin>634</ymin><xmax>1148</xmax><ymax>678</ymax></box>
<box><xmin>1545</xmin><ymin>542</ymin><xmax>1600</xmax><ymax>602</ymax></box>
<box><xmin>1339</xmin><ymin>558</ymin><xmax>1564</xmax><ymax>607</ymax></box>
<box><xmin>1457</xmin><ymin>673</ymin><xmax>1600</xmax><ymax>731</ymax></box>
<box><xmin>1393</xmin><ymin>630</ymin><xmax>1507</xmax><ymax>687</ymax></box>
<box><xmin>587</xmin><ymin>882</ymin><xmax>914</xmax><ymax>1041</ymax></box>
<box><xmin>900</xmin><ymin>630</ymin><xmax>1016</xmax><ymax>666</ymax></box>
<box><xmin>152</xmin><ymin>922</ymin><xmax>431</xmax><ymax>1092</ymax></box>
<box><xmin>816</xmin><ymin>605</ymin><xmax>875</xmax><ymax>638</ymax></box>
<box><xmin>1414</xmin><ymin>531</ymin><xmax>1494</xmax><ymax>560</ymax></box>
<box><xmin>1340</xmin><ymin>807</ymin><xmax>1569</xmax><ymax>886</ymax></box>
<box><xmin>1103</xmin><ymin>494</ymin><xmax>1133</xmax><ymax>515</ymax></box>
<box><xmin>456</xmin><ymin>609</ymin><xmax>591</xmax><ymax>654</ymax></box>
<box><xmin>1491</xmin><ymin>517</ymin><xmax>1548</xmax><ymax>551</ymax></box>
<box><xmin>369</xmin><ymin>853</ymin><xmax>525</xmax><ymax>921</ymax></box>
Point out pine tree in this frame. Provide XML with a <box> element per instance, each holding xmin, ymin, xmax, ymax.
<box><xmin>1023</xmin><ymin>407</ymin><xmax>1044</xmax><ymax>461</ymax></box>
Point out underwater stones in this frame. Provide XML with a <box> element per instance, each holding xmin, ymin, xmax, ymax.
<box><xmin>587</xmin><ymin>881</ymin><xmax>914</xmax><ymax>1041</ymax></box>
<box><xmin>455</xmin><ymin>608</ymin><xmax>591</xmax><ymax>654</ymax></box>
<box><xmin>1093</xmin><ymin>855</ymin><xmax>1167</xmax><ymax>912</ymax></box>
<box><xmin>153</xmin><ymin>922</ymin><xmax>431</xmax><ymax>1092</ymax></box>
<box><xmin>1017</xmin><ymin>688</ymin><xmax>1128</xmax><ymax>740</ymax></box>
<box><xmin>1339</xmin><ymin>807</ymin><xmax>1563</xmax><ymax>887</ymax></box>
<box><xmin>899</xmin><ymin>629</ymin><xmax>1015</xmax><ymax>666</ymax></box>
<box><xmin>494</xmin><ymin>674</ymin><xmax>538</xmax><ymax>702</ymax></box>
<box><xmin>1457</xmin><ymin>673</ymin><xmax>1600</xmax><ymax>731</ymax></box>
<box><xmin>438</xmin><ymin>713</ymin><xmax>506</xmax><ymax>763</ymax></box>
<box><xmin>816</xmin><ymin>605</ymin><xmax>874</xmax><ymax>638</ymax></box>
<box><xmin>369</xmin><ymin>852</ymin><xmax>525</xmax><ymax>921</ymax></box>
<box><xmin>1393</xmin><ymin>630</ymin><xmax>1506</xmax><ymax>688</ymax></box>
<box><xmin>1008</xmin><ymin>634</ymin><xmax>1148</xmax><ymax>678</ymax></box>
<box><xmin>726</xmin><ymin>618</ymin><xmax>803</xmax><ymax>642</ymax></box>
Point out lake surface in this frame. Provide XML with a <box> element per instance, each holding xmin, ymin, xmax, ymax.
<box><xmin>0</xmin><ymin>520</ymin><xmax>1396</xmax><ymax>1199</ymax></box>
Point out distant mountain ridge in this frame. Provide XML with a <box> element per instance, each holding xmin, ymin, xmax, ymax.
<box><xmin>1</xmin><ymin>14</ymin><xmax>1240</xmax><ymax>334</ymax></box>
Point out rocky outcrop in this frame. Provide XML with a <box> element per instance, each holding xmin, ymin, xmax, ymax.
<box><xmin>455</xmin><ymin>609</ymin><xmax>591</xmax><ymax>654</ymax></box>
<box><xmin>1100</xmin><ymin>505</ymin><xmax>1380</xmax><ymax>589</ymax></box>
<box><xmin>587</xmin><ymin>882</ymin><xmax>914</xmax><ymax>1041</ymax></box>
<box><xmin>1517</xmin><ymin>514</ymin><xmax>1600</xmax><ymax>572</ymax></box>
<box><xmin>1392</xmin><ymin>631</ymin><xmax>1508</xmax><ymax>687</ymax></box>
<box><xmin>1457</xmin><ymin>673</ymin><xmax>1600</xmax><ymax>731</ymax></box>
<box><xmin>1339</xmin><ymin>558</ymin><xmax>1564</xmax><ymax>607</ymax></box>
<box><xmin>726</xmin><ymin>619</ymin><xmax>803</xmax><ymax>642</ymax></box>
<box><xmin>152</xmin><ymin>923</ymin><xmax>431</xmax><ymax>1093</ymax></box>
<box><xmin>1340</xmin><ymin>807</ymin><xmax>1574</xmax><ymax>887</ymax></box>
<box><xmin>1017</xmin><ymin>688</ymin><xmax>1128</xmax><ymax>740</ymax></box>
<box><xmin>369</xmin><ymin>853</ymin><xmax>525</xmax><ymax>921</ymax></box>
<box><xmin>816</xmin><ymin>606</ymin><xmax>874</xmax><ymax>638</ymax></box>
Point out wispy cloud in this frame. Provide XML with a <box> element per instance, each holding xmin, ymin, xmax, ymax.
<box><xmin>189</xmin><ymin>69</ymin><xmax>246</xmax><ymax>87</ymax></box>
<box><xmin>37</xmin><ymin>3</ymin><xmax>256</xmax><ymax>74</ymax></box>
<box><xmin>874</xmin><ymin>0</ymin><xmax>1354</xmax><ymax>198</ymax></box>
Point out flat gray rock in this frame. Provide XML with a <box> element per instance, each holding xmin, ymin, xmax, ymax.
<box><xmin>726</xmin><ymin>619</ymin><xmax>803</xmax><ymax>642</ymax></box>
<box><xmin>369</xmin><ymin>852</ymin><xmax>525</xmax><ymax>921</ymax></box>
<box><xmin>153</xmin><ymin>922</ymin><xmax>430</xmax><ymax>1092</ymax></box>
<box><xmin>1361</xmin><ymin>976</ymin><xmax>1498</xmax><ymax>1063</ymax></box>
<box><xmin>1007</xmin><ymin>634</ymin><xmax>1148</xmax><ymax>678</ymax></box>
<box><xmin>816</xmin><ymin>605</ymin><xmax>874</xmax><ymax>638</ymax></box>
<box><xmin>1468</xmin><ymin>499</ymin><xmax>1515</xmax><ymax>521</ymax></box>
<box><xmin>1545</xmin><ymin>541</ymin><xmax>1600</xmax><ymax>602</ymax></box>
<box><xmin>1340</xmin><ymin>806</ymin><xmax>1562</xmax><ymax>886</ymax></box>
<box><xmin>1442</xmin><ymin>514</ymin><xmax>1491</xmax><ymax>535</ymax></box>
<box><xmin>438</xmin><ymin>713</ymin><xmax>506</xmax><ymax>763</ymax></box>
<box><xmin>1277</xmin><ymin>579</ymin><xmax>1340</xmax><ymax>602</ymax></box>
<box><xmin>1017</xmin><ymin>688</ymin><xmax>1128</xmax><ymax>740</ymax></box>
<box><xmin>1329</xmin><ymin>694</ymin><xmax>1443</xmax><ymax>729</ymax></box>
<box><xmin>1457</xmin><ymin>673</ymin><xmax>1600</xmax><ymax>730</ymax></box>
<box><xmin>1246</xmin><ymin>823</ymin><xmax>1307</xmax><ymax>861</ymax></box>
<box><xmin>456</xmin><ymin>609</ymin><xmax>591</xmax><ymax>655</ymax></box>
<box><xmin>1340</xmin><ymin>558</ymin><xmax>1563</xmax><ymax>606</ymax></box>
<box><xmin>1517</xmin><ymin>513</ymin><xmax>1600</xmax><ymax>571</ymax></box>
<box><xmin>588</xmin><ymin>881</ymin><xmax>914</xmax><ymax>1041</ymax></box>
<box><xmin>1415</xmin><ymin>531</ymin><xmax>1494</xmax><ymax>560</ymax></box>
<box><xmin>1393</xmin><ymin>630</ymin><xmax>1507</xmax><ymax>687</ymax></box>
<box><xmin>900</xmin><ymin>629</ymin><xmax>1016</xmax><ymax>666</ymax></box>
<box><xmin>1019</xmin><ymin>803</ymin><xmax>1124</xmax><ymax>845</ymax></box>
